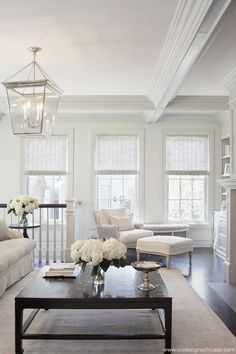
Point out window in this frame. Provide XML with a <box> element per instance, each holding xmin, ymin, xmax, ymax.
<box><xmin>166</xmin><ymin>136</ymin><xmax>209</xmax><ymax>222</ymax></box>
<box><xmin>95</xmin><ymin>134</ymin><xmax>139</xmax><ymax>216</ymax></box>
<box><xmin>24</xmin><ymin>136</ymin><xmax>68</xmax><ymax>221</ymax></box>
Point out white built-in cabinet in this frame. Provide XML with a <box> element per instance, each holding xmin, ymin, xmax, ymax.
<box><xmin>213</xmin><ymin>211</ymin><xmax>227</xmax><ymax>260</ymax></box>
<box><xmin>213</xmin><ymin>136</ymin><xmax>230</xmax><ymax>260</ymax></box>
<box><xmin>220</xmin><ymin>136</ymin><xmax>230</xmax><ymax>206</ymax></box>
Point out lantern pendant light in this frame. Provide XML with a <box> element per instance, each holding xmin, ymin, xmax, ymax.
<box><xmin>2</xmin><ymin>47</ymin><xmax>62</xmax><ymax>136</ymax></box>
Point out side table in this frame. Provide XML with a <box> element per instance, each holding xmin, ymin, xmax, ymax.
<box><xmin>8</xmin><ymin>224</ymin><xmax>40</xmax><ymax>238</ymax></box>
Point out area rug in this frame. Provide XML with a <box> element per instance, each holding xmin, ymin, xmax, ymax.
<box><xmin>0</xmin><ymin>269</ymin><xmax>235</xmax><ymax>354</ymax></box>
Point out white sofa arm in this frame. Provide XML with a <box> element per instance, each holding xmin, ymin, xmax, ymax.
<box><xmin>97</xmin><ymin>225</ymin><xmax>119</xmax><ymax>240</ymax></box>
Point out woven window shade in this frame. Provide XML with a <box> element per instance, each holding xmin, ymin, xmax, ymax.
<box><xmin>95</xmin><ymin>135</ymin><xmax>138</xmax><ymax>175</ymax></box>
<box><xmin>24</xmin><ymin>136</ymin><xmax>67</xmax><ymax>175</ymax></box>
<box><xmin>166</xmin><ymin>136</ymin><xmax>209</xmax><ymax>175</ymax></box>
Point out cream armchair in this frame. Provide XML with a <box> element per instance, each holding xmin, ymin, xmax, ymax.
<box><xmin>93</xmin><ymin>208</ymin><xmax>153</xmax><ymax>249</ymax></box>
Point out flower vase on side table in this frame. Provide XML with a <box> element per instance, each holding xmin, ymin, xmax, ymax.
<box><xmin>19</xmin><ymin>213</ymin><xmax>28</xmax><ymax>226</ymax></box>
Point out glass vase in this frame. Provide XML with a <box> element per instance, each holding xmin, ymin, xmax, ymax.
<box><xmin>92</xmin><ymin>267</ymin><xmax>105</xmax><ymax>285</ymax></box>
<box><xmin>19</xmin><ymin>214</ymin><xmax>28</xmax><ymax>226</ymax></box>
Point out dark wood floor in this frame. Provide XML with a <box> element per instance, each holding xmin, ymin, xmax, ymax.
<box><xmin>126</xmin><ymin>248</ymin><xmax>236</xmax><ymax>336</ymax></box>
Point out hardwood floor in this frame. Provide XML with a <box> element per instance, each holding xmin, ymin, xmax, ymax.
<box><xmin>126</xmin><ymin>247</ymin><xmax>236</xmax><ymax>336</ymax></box>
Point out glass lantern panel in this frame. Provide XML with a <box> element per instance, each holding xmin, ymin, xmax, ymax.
<box><xmin>6</xmin><ymin>82</ymin><xmax>60</xmax><ymax>136</ymax></box>
<box><xmin>7</xmin><ymin>84</ymin><xmax>46</xmax><ymax>135</ymax></box>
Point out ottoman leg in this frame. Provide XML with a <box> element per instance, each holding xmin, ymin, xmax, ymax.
<box><xmin>166</xmin><ymin>255</ymin><xmax>170</xmax><ymax>269</ymax></box>
<box><xmin>189</xmin><ymin>251</ymin><xmax>192</xmax><ymax>266</ymax></box>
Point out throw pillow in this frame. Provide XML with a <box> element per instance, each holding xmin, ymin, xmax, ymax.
<box><xmin>109</xmin><ymin>214</ymin><xmax>134</xmax><ymax>231</ymax></box>
<box><xmin>100</xmin><ymin>208</ymin><xmax>127</xmax><ymax>225</ymax></box>
<box><xmin>0</xmin><ymin>219</ymin><xmax>12</xmax><ymax>241</ymax></box>
<box><xmin>10</xmin><ymin>230</ymin><xmax>23</xmax><ymax>239</ymax></box>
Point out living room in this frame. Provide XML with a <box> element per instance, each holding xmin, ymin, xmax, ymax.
<box><xmin>0</xmin><ymin>0</ymin><xmax>236</xmax><ymax>353</ymax></box>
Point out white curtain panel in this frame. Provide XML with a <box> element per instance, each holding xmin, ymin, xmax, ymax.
<box><xmin>166</xmin><ymin>135</ymin><xmax>209</xmax><ymax>175</ymax></box>
<box><xmin>95</xmin><ymin>134</ymin><xmax>139</xmax><ymax>175</ymax></box>
<box><xmin>24</xmin><ymin>136</ymin><xmax>67</xmax><ymax>175</ymax></box>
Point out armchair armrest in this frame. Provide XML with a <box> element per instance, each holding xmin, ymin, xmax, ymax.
<box><xmin>97</xmin><ymin>224</ymin><xmax>119</xmax><ymax>240</ymax></box>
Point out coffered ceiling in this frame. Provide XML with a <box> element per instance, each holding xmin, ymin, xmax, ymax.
<box><xmin>0</xmin><ymin>0</ymin><xmax>235</xmax><ymax>121</ymax></box>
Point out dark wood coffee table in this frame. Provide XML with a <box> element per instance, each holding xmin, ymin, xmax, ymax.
<box><xmin>15</xmin><ymin>265</ymin><xmax>172</xmax><ymax>353</ymax></box>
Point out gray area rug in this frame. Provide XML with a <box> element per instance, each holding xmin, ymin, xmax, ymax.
<box><xmin>209</xmin><ymin>282</ymin><xmax>236</xmax><ymax>312</ymax></box>
<box><xmin>0</xmin><ymin>268</ymin><xmax>235</xmax><ymax>354</ymax></box>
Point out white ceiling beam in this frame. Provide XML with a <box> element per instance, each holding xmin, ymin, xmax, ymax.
<box><xmin>148</xmin><ymin>0</ymin><xmax>233</xmax><ymax>122</ymax></box>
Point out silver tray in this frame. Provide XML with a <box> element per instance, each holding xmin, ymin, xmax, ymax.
<box><xmin>131</xmin><ymin>261</ymin><xmax>162</xmax><ymax>272</ymax></box>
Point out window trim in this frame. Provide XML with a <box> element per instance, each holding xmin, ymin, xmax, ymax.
<box><xmin>91</xmin><ymin>128</ymin><xmax>145</xmax><ymax>222</ymax></box>
<box><xmin>162</xmin><ymin>129</ymin><xmax>215</xmax><ymax>226</ymax></box>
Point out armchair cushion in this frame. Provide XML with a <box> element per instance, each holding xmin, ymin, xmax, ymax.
<box><xmin>119</xmin><ymin>229</ymin><xmax>154</xmax><ymax>248</ymax></box>
<box><xmin>99</xmin><ymin>208</ymin><xmax>127</xmax><ymax>225</ymax></box>
<box><xmin>109</xmin><ymin>214</ymin><xmax>134</xmax><ymax>231</ymax></box>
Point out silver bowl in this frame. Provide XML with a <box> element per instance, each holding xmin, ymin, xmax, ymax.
<box><xmin>131</xmin><ymin>261</ymin><xmax>162</xmax><ymax>291</ymax></box>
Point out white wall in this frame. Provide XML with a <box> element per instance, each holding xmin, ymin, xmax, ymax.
<box><xmin>0</xmin><ymin>115</ymin><xmax>221</xmax><ymax>247</ymax></box>
<box><xmin>219</xmin><ymin>111</ymin><xmax>230</xmax><ymax>138</ymax></box>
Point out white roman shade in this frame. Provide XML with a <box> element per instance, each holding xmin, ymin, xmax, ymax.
<box><xmin>166</xmin><ymin>136</ymin><xmax>209</xmax><ymax>175</ymax></box>
<box><xmin>95</xmin><ymin>135</ymin><xmax>139</xmax><ymax>175</ymax></box>
<box><xmin>24</xmin><ymin>136</ymin><xmax>67</xmax><ymax>175</ymax></box>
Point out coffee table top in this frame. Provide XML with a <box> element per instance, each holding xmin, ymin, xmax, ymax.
<box><xmin>16</xmin><ymin>265</ymin><xmax>170</xmax><ymax>301</ymax></box>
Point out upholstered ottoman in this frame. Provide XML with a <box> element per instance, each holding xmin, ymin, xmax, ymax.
<box><xmin>136</xmin><ymin>236</ymin><xmax>193</xmax><ymax>269</ymax></box>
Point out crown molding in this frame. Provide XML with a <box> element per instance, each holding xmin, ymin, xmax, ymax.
<box><xmin>159</xmin><ymin>114</ymin><xmax>221</xmax><ymax>124</ymax></box>
<box><xmin>58</xmin><ymin>95</ymin><xmax>154</xmax><ymax>111</ymax></box>
<box><xmin>218</xmin><ymin>66</ymin><xmax>236</xmax><ymax>103</ymax></box>
<box><xmin>56</xmin><ymin>112</ymin><xmax>145</xmax><ymax>123</ymax></box>
<box><xmin>0</xmin><ymin>95</ymin><xmax>155</xmax><ymax>110</ymax></box>
<box><xmin>0</xmin><ymin>95</ymin><xmax>155</xmax><ymax>122</ymax></box>
<box><xmin>148</xmin><ymin>0</ymin><xmax>233</xmax><ymax>122</ymax></box>
<box><xmin>165</xmin><ymin>95</ymin><xmax>229</xmax><ymax>111</ymax></box>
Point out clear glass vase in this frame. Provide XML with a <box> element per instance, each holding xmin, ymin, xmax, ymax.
<box><xmin>19</xmin><ymin>213</ymin><xmax>28</xmax><ymax>226</ymax></box>
<box><xmin>92</xmin><ymin>267</ymin><xmax>105</xmax><ymax>285</ymax></box>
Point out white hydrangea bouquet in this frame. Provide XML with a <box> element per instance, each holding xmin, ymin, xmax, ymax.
<box><xmin>71</xmin><ymin>238</ymin><xmax>127</xmax><ymax>284</ymax></box>
<box><xmin>7</xmin><ymin>195</ymin><xmax>39</xmax><ymax>226</ymax></box>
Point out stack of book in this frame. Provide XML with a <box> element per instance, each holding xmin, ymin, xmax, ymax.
<box><xmin>43</xmin><ymin>263</ymin><xmax>81</xmax><ymax>278</ymax></box>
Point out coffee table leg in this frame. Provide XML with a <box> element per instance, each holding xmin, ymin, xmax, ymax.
<box><xmin>164</xmin><ymin>304</ymin><xmax>172</xmax><ymax>352</ymax></box>
<box><xmin>15</xmin><ymin>303</ymin><xmax>24</xmax><ymax>354</ymax></box>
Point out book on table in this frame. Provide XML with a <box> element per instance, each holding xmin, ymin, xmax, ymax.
<box><xmin>43</xmin><ymin>263</ymin><xmax>81</xmax><ymax>278</ymax></box>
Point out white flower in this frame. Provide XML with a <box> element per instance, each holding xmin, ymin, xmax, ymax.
<box><xmin>103</xmin><ymin>238</ymin><xmax>126</xmax><ymax>260</ymax></box>
<box><xmin>24</xmin><ymin>205</ymin><xmax>32</xmax><ymax>213</ymax></box>
<box><xmin>79</xmin><ymin>239</ymin><xmax>96</xmax><ymax>262</ymax></box>
<box><xmin>71</xmin><ymin>249</ymin><xmax>81</xmax><ymax>263</ymax></box>
<box><xmin>8</xmin><ymin>195</ymin><xmax>39</xmax><ymax>216</ymax></box>
<box><xmin>71</xmin><ymin>240</ymin><xmax>85</xmax><ymax>252</ymax></box>
<box><xmin>14</xmin><ymin>202</ymin><xmax>24</xmax><ymax>216</ymax></box>
<box><xmin>70</xmin><ymin>238</ymin><xmax>126</xmax><ymax>268</ymax></box>
<box><xmin>91</xmin><ymin>240</ymin><xmax>103</xmax><ymax>266</ymax></box>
